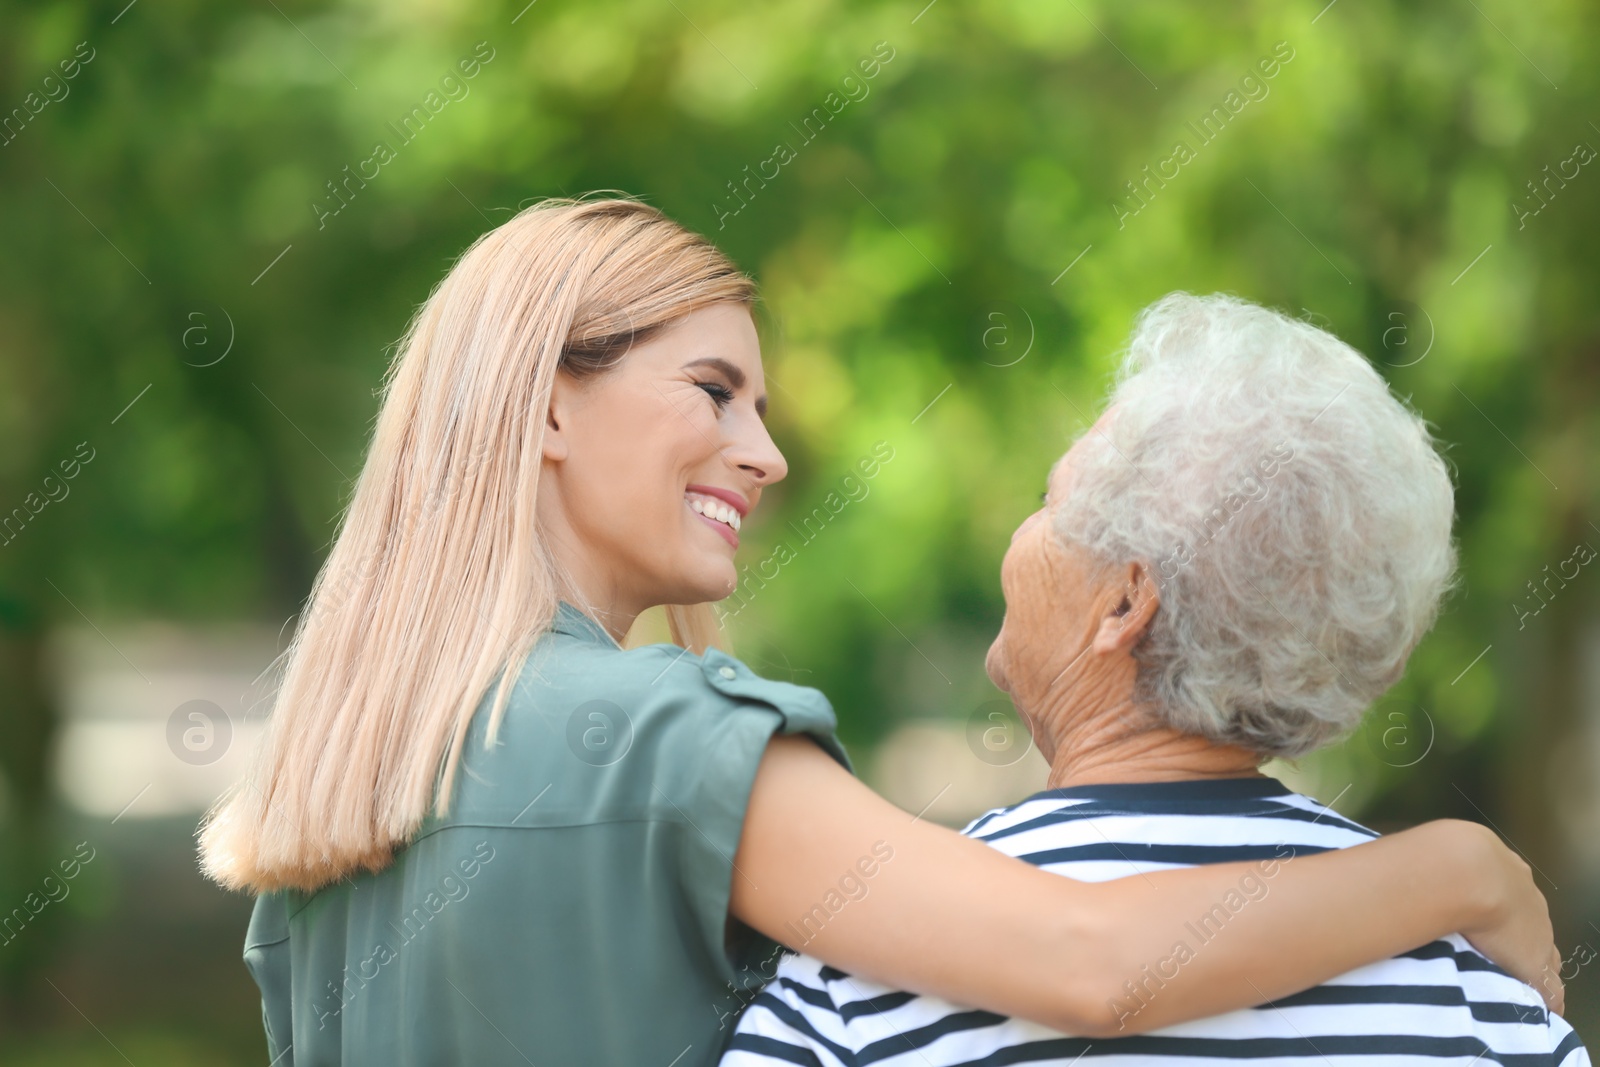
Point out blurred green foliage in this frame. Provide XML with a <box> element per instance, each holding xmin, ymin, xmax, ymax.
<box><xmin>1</xmin><ymin>0</ymin><xmax>1596</xmax><ymax>1056</ymax></box>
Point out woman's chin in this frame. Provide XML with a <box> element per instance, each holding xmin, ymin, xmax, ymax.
<box><xmin>668</xmin><ymin>557</ymin><xmax>740</xmax><ymax>606</ymax></box>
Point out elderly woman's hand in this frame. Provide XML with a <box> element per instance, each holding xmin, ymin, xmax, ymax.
<box><xmin>1433</xmin><ymin>819</ymin><xmax>1564</xmax><ymax>1013</ymax></box>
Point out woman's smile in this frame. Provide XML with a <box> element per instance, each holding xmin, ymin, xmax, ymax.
<box><xmin>686</xmin><ymin>484</ymin><xmax>748</xmax><ymax>548</ymax></box>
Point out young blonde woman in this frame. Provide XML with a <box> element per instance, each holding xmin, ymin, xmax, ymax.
<box><xmin>201</xmin><ymin>198</ymin><xmax>1560</xmax><ymax>1066</ymax></box>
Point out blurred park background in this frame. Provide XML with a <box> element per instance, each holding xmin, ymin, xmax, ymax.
<box><xmin>1</xmin><ymin>0</ymin><xmax>1597</xmax><ymax>1059</ymax></box>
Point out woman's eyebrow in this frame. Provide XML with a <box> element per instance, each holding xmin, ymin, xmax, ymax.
<box><xmin>684</xmin><ymin>356</ymin><xmax>768</xmax><ymax>417</ymax></box>
<box><xmin>683</xmin><ymin>356</ymin><xmax>745</xmax><ymax>389</ymax></box>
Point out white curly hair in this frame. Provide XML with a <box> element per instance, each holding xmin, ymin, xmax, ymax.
<box><xmin>1052</xmin><ymin>292</ymin><xmax>1458</xmax><ymax>758</ymax></box>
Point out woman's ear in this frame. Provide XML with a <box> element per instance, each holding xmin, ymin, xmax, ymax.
<box><xmin>542</xmin><ymin>373</ymin><xmax>573</xmax><ymax>462</ymax></box>
<box><xmin>1092</xmin><ymin>561</ymin><xmax>1160</xmax><ymax>654</ymax></box>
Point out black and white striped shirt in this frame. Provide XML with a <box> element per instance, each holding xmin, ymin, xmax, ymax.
<box><xmin>723</xmin><ymin>777</ymin><xmax>1588</xmax><ymax>1066</ymax></box>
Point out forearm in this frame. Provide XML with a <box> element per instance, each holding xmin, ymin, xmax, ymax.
<box><xmin>1062</xmin><ymin>819</ymin><xmax>1496</xmax><ymax>1035</ymax></box>
<box><xmin>734</xmin><ymin>738</ymin><xmax>1553</xmax><ymax>1037</ymax></box>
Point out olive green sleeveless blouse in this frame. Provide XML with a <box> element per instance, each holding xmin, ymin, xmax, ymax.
<box><xmin>242</xmin><ymin>602</ymin><xmax>850</xmax><ymax>1065</ymax></box>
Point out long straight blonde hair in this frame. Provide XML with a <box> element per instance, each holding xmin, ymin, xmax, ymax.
<box><xmin>200</xmin><ymin>197</ymin><xmax>752</xmax><ymax>893</ymax></box>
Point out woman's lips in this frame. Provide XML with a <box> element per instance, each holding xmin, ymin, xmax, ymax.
<box><xmin>689</xmin><ymin>502</ymin><xmax>739</xmax><ymax>548</ymax></box>
<box><xmin>685</xmin><ymin>483</ymin><xmax>749</xmax><ymax>517</ymax></box>
<box><xmin>684</xmin><ymin>485</ymin><xmax>748</xmax><ymax>551</ymax></box>
<box><xmin>684</xmin><ymin>495</ymin><xmax>739</xmax><ymax>550</ymax></box>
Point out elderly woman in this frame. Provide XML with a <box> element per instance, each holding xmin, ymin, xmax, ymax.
<box><xmin>723</xmin><ymin>293</ymin><xmax>1589</xmax><ymax>1066</ymax></box>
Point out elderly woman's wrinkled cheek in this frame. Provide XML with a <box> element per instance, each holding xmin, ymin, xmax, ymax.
<box><xmin>999</xmin><ymin>525</ymin><xmax>1064</xmax><ymax>677</ymax></box>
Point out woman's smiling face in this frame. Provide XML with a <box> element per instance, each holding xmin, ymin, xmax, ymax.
<box><xmin>538</xmin><ymin>301</ymin><xmax>787</xmax><ymax>624</ymax></box>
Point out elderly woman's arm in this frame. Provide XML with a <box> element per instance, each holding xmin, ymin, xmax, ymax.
<box><xmin>732</xmin><ymin>735</ymin><xmax>1560</xmax><ymax>1038</ymax></box>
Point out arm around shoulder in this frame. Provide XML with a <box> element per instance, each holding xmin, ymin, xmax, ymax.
<box><xmin>731</xmin><ymin>736</ymin><xmax>1562</xmax><ymax>1036</ymax></box>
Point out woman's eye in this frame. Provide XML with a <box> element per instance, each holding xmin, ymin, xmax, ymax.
<box><xmin>696</xmin><ymin>381</ymin><xmax>735</xmax><ymax>409</ymax></box>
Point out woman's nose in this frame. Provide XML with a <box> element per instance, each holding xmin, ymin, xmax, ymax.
<box><xmin>729</xmin><ymin>414</ymin><xmax>788</xmax><ymax>487</ymax></box>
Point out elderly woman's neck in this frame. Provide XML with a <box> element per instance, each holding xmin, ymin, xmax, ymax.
<box><xmin>1038</xmin><ymin>702</ymin><xmax>1266</xmax><ymax>790</ymax></box>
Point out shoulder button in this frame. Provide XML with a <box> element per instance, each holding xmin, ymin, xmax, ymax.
<box><xmin>717</xmin><ymin>666</ymin><xmax>737</xmax><ymax>680</ymax></box>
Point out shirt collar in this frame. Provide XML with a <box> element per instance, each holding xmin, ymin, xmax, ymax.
<box><xmin>1032</xmin><ymin>776</ymin><xmax>1292</xmax><ymax>804</ymax></box>
<box><xmin>550</xmin><ymin>601</ymin><xmax>623</xmax><ymax>649</ymax></box>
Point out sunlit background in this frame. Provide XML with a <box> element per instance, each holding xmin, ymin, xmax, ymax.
<box><xmin>1</xmin><ymin>0</ymin><xmax>1597</xmax><ymax>1059</ymax></box>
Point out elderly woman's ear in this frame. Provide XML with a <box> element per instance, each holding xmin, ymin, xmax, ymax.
<box><xmin>1091</xmin><ymin>561</ymin><xmax>1161</xmax><ymax>656</ymax></box>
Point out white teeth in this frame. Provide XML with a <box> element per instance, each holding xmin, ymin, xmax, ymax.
<box><xmin>687</xmin><ymin>494</ymin><xmax>742</xmax><ymax>533</ymax></box>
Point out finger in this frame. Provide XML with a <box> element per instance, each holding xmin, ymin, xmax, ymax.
<box><xmin>1541</xmin><ymin>963</ymin><xmax>1564</xmax><ymax>1012</ymax></box>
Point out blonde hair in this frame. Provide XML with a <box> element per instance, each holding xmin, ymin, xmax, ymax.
<box><xmin>200</xmin><ymin>197</ymin><xmax>753</xmax><ymax>893</ymax></box>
